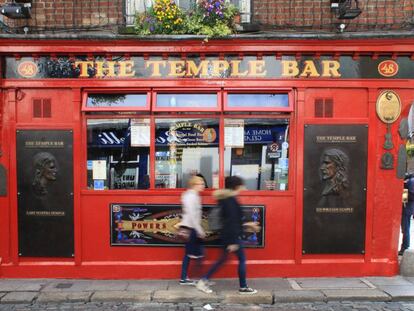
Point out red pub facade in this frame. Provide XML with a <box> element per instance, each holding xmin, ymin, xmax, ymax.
<box><xmin>0</xmin><ymin>36</ymin><xmax>412</xmax><ymax>279</ymax></box>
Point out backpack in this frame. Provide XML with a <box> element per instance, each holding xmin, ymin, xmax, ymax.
<box><xmin>208</xmin><ymin>206</ymin><xmax>222</xmax><ymax>232</ymax></box>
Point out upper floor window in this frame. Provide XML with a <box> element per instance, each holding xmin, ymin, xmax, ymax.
<box><xmin>126</xmin><ymin>0</ymin><xmax>194</xmax><ymax>25</ymax></box>
<box><xmin>125</xmin><ymin>0</ymin><xmax>251</xmax><ymax>25</ymax></box>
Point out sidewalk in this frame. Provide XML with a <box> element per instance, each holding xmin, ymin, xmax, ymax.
<box><xmin>1</xmin><ymin>276</ymin><xmax>414</xmax><ymax>305</ymax></box>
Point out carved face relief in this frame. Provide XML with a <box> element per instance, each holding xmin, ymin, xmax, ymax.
<box><xmin>320</xmin><ymin>155</ymin><xmax>337</xmax><ymax>180</ymax></box>
<box><xmin>32</xmin><ymin>152</ymin><xmax>59</xmax><ymax>196</ymax></box>
<box><xmin>43</xmin><ymin>160</ymin><xmax>58</xmax><ymax>181</ymax></box>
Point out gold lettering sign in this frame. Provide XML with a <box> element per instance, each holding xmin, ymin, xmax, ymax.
<box><xmin>24</xmin><ymin>141</ymin><xmax>65</xmax><ymax>148</ymax></box>
<box><xmin>315</xmin><ymin>207</ymin><xmax>354</xmax><ymax>213</ymax></box>
<box><xmin>26</xmin><ymin>210</ymin><xmax>65</xmax><ymax>216</ymax></box>
<box><xmin>376</xmin><ymin>90</ymin><xmax>401</xmax><ymax>124</ymax></box>
<box><xmin>316</xmin><ymin>136</ymin><xmax>357</xmax><ymax>143</ymax></box>
<box><xmin>73</xmin><ymin>59</ymin><xmax>342</xmax><ymax>79</ymax></box>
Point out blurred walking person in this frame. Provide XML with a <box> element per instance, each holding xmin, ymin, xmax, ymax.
<box><xmin>196</xmin><ymin>176</ymin><xmax>258</xmax><ymax>295</ymax></box>
<box><xmin>179</xmin><ymin>175</ymin><xmax>206</xmax><ymax>285</ymax></box>
<box><xmin>400</xmin><ymin>173</ymin><xmax>414</xmax><ymax>256</ymax></box>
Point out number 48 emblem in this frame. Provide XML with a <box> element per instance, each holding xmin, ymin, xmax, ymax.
<box><xmin>378</xmin><ymin>60</ymin><xmax>399</xmax><ymax>77</ymax></box>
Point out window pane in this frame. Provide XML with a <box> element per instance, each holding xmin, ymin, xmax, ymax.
<box><xmin>126</xmin><ymin>0</ymin><xmax>195</xmax><ymax>25</ymax></box>
<box><xmin>87</xmin><ymin>119</ymin><xmax>150</xmax><ymax>190</ymax></box>
<box><xmin>224</xmin><ymin>118</ymin><xmax>290</xmax><ymax>191</ymax></box>
<box><xmin>155</xmin><ymin>118</ymin><xmax>219</xmax><ymax>188</ymax></box>
<box><xmin>156</xmin><ymin>94</ymin><xmax>217</xmax><ymax>108</ymax></box>
<box><xmin>126</xmin><ymin>0</ymin><xmax>153</xmax><ymax>25</ymax></box>
<box><xmin>228</xmin><ymin>94</ymin><xmax>289</xmax><ymax>108</ymax></box>
<box><xmin>87</xmin><ymin>94</ymin><xmax>147</xmax><ymax>108</ymax></box>
<box><xmin>229</xmin><ymin>0</ymin><xmax>251</xmax><ymax>23</ymax></box>
<box><xmin>177</xmin><ymin>0</ymin><xmax>194</xmax><ymax>10</ymax></box>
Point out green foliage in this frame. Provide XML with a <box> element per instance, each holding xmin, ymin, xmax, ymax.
<box><xmin>134</xmin><ymin>0</ymin><xmax>239</xmax><ymax>38</ymax></box>
<box><xmin>135</xmin><ymin>0</ymin><xmax>185</xmax><ymax>35</ymax></box>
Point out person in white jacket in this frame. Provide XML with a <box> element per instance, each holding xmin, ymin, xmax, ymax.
<box><xmin>179</xmin><ymin>175</ymin><xmax>206</xmax><ymax>285</ymax></box>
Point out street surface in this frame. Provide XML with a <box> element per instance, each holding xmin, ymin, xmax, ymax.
<box><xmin>2</xmin><ymin>301</ymin><xmax>414</xmax><ymax>311</ymax></box>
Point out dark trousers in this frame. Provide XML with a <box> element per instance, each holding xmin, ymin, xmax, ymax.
<box><xmin>401</xmin><ymin>203</ymin><xmax>414</xmax><ymax>251</ymax></box>
<box><xmin>203</xmin><ymin>243</ymin><xmax>247</xmax><ymax>288</ymax></box>
<box><xmin>181</xmin><ymin>255</ymin><xmax>202</xmax><ymax>280</ymax></box>
<box><xmin>180</xmin><ymin>229</ymin><xmax>203</xmax><ymax>280</ymax></box>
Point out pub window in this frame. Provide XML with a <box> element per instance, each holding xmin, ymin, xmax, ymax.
<box><xmin>125</xmin><ymin>0</ymin><xmax>194</xmax><ymax>25</ymax></box>
<box><xmin>228</xmin><ymin>0</ymin><xmax>251</xmax><ymax>23</ymax></box>
<box><xmin>224</xmin><ymin>118</ymin><xmax>290</xmax><ymax>191</ymax></box>
<box><xmin>125</xmin><ymin>0</ymin><xmax>252</xmax><ymax>25</ymax></box>
<box><xmin>227</xmin><ymin>94</ymin><xmax>289</xmax><ymax>108</ymax></box>
<box><xmin>154</xmin><ymin>93</ymin><xmax>218</xmax><ymax>110</ymax></box>
<box><xmin>155</xmin><ymin>118</ymin><xmax>219</xmax><ymax>189</ymax></box>
<box><xmin>84</xmin><ymin>93</ymin><xmax>150</xmax><ymax>112</ymax></box>
<box><xmin>84</xmin><ymin>89</ymin><xmax>291</xmax><ymax>192</ymax></box>
<box><xmin>87</xmin><ymin>94</ymin><xmax>146</xmax><ymax>108</ymax></box>
<box><xmin>86</xmin><ymin>118</ymin><xmax>150</xmax><ymax>190</ymax></box>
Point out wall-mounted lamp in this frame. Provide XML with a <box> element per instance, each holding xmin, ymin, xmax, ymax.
<box><xmin>331</xmin><ymin>0</ymin><xmax>362</xmax><ymax>20</ymax></box>
<box><xmin>0</xmin><ymin>1</ymin><xmax>31</xmax><ymax>19</ymax></box>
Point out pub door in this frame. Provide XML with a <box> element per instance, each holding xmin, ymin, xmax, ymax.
<box><xmin>16</xmin><ymin>130</ymin><xmax>74</xmax><ymax>257</ymax></box>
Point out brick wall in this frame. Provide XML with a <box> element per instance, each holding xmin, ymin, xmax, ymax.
<box><xmin>0</xmin><ymin>0</ymin><xmax>412</xmax><ymax>33</ymax></box>
<box><xmin>0</xmin><ymin>0</ymin><xmax>124</xmax><ymax>32</ymax></box>
<box><xmin>253</xmin><ymin>0</ymin><xmax>414</xmax><ymax>31</ymax></box>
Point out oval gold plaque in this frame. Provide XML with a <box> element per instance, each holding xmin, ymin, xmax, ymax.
<box><xmin>376</xmin><ymin>90</ymin><xmax>401</xmax><ymax>124</ymax></box>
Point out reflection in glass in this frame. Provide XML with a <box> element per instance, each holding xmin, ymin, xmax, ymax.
<box><xmin>224</xmin><ymin>118</ymin><xmax>289</xmax><ymax>191</ymax></box>
<box><xmin>228</xmin><ymin>94</ymin><xmax>289</xmax><ymax>108</ymax></box>
<box><xmin>155</xmin><ymin>118</ymin><xmax>219</xmax><ymax>188</ymax></box>
<box><xmin>86</xmin><ymin>119</ymin><xmax>150</xmax><ymax>190</ymax></box>
<box><xmin>87</xmin><ymin>94</ymin><xmax>147</xmax><ymax>108</ymax></box>
<box><xmin>156</xmin><ymin>94</ymin><xmax>217</xmax><ymax>108</ymax></box>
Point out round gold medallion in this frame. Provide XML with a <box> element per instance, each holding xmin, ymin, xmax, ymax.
<box><xmin>376</xmin><ymin>90</ymin><xmax>401</xmax><ymax>124</ymax></box>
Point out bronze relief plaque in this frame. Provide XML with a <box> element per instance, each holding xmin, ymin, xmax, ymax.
<box><xmin>303</xmin><ymin>125</ymin><xmax>368</xmax><ymax>254</ymax></box>
<box><xmin>16</xmin><ymin>130</ymin><xmax>74</xmax><ymax>257</ymax></box>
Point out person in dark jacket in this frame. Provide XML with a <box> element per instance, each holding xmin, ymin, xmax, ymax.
<box><xmin>400</xmin><ymin>173</ymin><xmax>414</xmax><ymax>255</ymax></box>
<box><xmin>196</xmin><ymin>176</ymin><xmax>258</xmax><ymax>295</ymax></box>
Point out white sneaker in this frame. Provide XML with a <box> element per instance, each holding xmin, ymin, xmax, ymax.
<box><xmin>239</xmin><ymin>287</ymin><xmax>257</xmax><ymax>295</ymax></box>
<box><xmin>196</xmin><ymin>279</ymin><xmax>213</xmax><ymax>294</ymax></box>
<box><xmin>179</xmin><ymin>279</ymin><xmax>195</xmax><ymax>286</ymax></box>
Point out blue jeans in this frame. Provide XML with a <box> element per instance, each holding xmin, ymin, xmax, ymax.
<box><xmin>181</xmin><ymin>254</ymin><xmax>203</xmax><ymax>280</ymax></box>
<box><xmin>180</xmin><ymin>229</ymin><xmax>203</xmax><ymax>280</ymax></box>
<box><xmin>203</xmin><ymin>243</ymin><xmax>247</xmax><ymax>288</ymax></box>
<box><xmin>401</xmin><ymin>204</ymin><xmax>413</xmax><ymax>251</ymax></box>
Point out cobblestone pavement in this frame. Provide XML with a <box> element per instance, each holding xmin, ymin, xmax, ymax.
<box><xmin>2</xmin><ymin>302</ymin><xmax>414</xmax><ymax>311</ymax></box>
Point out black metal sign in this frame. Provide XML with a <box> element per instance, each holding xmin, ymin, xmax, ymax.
<box><xmin>111</xmin><ymin>203</ymin><xmax>264</xmax><ymax>247</ymax></box>
<box><xmin>16</xmin><ymin>130</ymin><xmax>74</xmax><ymax>257</ymax></box>
<box><xmin>303</xmin><ymin>125</ymin><xmax>368</xmax><ymax>254</ymax></box>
